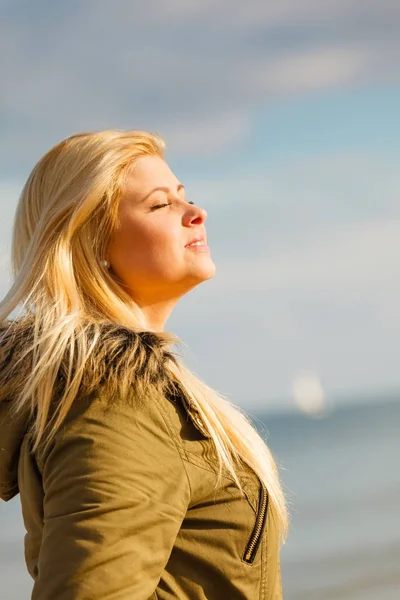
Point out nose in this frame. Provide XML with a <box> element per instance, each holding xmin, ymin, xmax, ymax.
<box><xmin>183</xmin><ymin>204</ymin><xmax>207</xmax><ymax>226</ymax></box>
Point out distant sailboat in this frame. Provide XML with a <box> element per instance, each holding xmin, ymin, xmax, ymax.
<box><xmin>291</xmin><ymin>372</ymin><xmax>327</xmax><ymax>416</ymax></box>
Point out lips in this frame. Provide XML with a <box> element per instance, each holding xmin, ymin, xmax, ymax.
<box><xmin>185</xmin><ymin>234</ymin><xmax>206</xmax><ymax>247</ymax></box>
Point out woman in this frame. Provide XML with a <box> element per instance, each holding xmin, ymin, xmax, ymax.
<box><xmin>0</xmin><ymin>130</ymin><xmax>289</xmax><ymax>599</ymax></box>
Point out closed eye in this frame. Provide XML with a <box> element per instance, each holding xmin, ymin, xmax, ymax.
<box><xmin>150</xmin><ymin>200</ymin><xmax>194</xmax><ymax>211</ymax></box>
<box><xmin>150</xmin><ymin>202</ymin><xmax>171</xmax><ymax>211</ymax></box>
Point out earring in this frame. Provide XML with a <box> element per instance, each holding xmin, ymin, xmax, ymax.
<box><xmin>103</xmin><ymin>259</ymin><xmax>109</xmax><ymax>268</ymax></box>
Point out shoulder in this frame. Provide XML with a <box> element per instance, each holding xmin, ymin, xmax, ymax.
<box><xmin>34</xmin><ymin>385</ymin><xmax>190</xmax><ymax>498</ymax></box>
<box><xmin>39</xmin><ymin>383</ymin><xmax>176</xmax><ymax>450</ymax></box>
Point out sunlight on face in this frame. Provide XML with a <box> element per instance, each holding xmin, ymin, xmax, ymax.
<box><xmin>108</xmin><ymin>155</ymin><xmax>216</xmax><ymax>303</ymax></box>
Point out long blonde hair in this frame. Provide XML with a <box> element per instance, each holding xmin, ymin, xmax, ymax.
<box><xmin>0</xmin><ymin>130</ymin><xmax>289</xmax><ymax>543</ymax></box>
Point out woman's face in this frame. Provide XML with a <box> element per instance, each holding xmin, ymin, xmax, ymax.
<box><xmin>108</xmin><ymin>155</ymin><xmax>216</xmax><ymax>303</ymax></box>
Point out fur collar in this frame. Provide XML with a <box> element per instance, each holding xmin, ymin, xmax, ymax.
<box><xmin>0</xmin><ymin>314</ymin><xmax>179</xmax><ymax>404</ymax></box>
<box><xmin>0</xmin><ymin>315</ymin><xmax>181</xmax><ymax>501</ymax></box>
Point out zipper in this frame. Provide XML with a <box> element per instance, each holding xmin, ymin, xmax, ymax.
<box><xmin>242</xmin><ymin>480</ymin><xmax>268</xmax><ymax>564</ymax></box>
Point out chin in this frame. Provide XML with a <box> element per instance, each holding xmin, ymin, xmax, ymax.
<box><xmin>184</xmin><ymin>264</ymin><xmax>216</xmax><ymax>289</ymax></box>
<box><xmin>198</xmin><ymin>261</ymin><xmax>216</xmax><ymax>281</ymax></box>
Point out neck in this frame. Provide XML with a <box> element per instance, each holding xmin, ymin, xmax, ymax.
<box><xmin>124</xmin><ymin>282</ymin><xmax>200</xmax><ymax>331</ymax></box>
<box><xmin>133</xmin><ymin>295</ymin><xmax>182</xmax><ymax>331</ymax></box>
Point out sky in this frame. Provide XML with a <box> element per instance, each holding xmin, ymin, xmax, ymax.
<box><xmin>0</xmin><ymin>0</ymin><xmax>399</xmax><ymax>413</ymax></box>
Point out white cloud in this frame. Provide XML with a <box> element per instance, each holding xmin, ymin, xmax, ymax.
<box><xmin>265</xmin><ymin>47</ymin><xmax>369</xmax><ymax>95</ymax></box>
<box><xmin>162</xmin><ymin>110</ymin><xmax>253</xmax><ymax>155</ymax></box>
<box><xmin>185</xmin><ymin>150</ymin><xmax>400</xmax><ymax>277</ymax></box>
<box><xmin>215</xmin><ymin>218</ymin><xmax>400</xmax><ymax>293</ymax></box>
<box><xmin>90</xmin><ymin>0</ymin><xmax>400</xmax><ymax>30</ymax></box>
<box><xmin>172</xmin><ymin>214</ymin><xmax>400</xmax><ymax>406</ymax></box>
<box><xmin>0</xmin><ymin>0</ymin><xmax>398</xmax><ymax>165</ymax></box>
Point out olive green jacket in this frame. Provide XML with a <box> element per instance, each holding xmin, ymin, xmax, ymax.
<box><xmin>0</xmin><ymin>319</ymin><xmax>282</xmax><ymax>599</ymax></box>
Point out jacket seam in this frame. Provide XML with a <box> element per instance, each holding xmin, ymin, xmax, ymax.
<box><xmin>182</xmin><ymin>449</ymin><xmax>238</xmax><ymax>483</ymax></box>
<box><xmin>152</xmin><ymin>395</ymin><xmax>193</xmax><ymax>500</ymax></box>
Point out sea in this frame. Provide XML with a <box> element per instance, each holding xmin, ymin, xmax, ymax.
<box><xmin>1</xmin><ymin>395</ymin><xmax>399</xmax><ymax>600</ymax></box>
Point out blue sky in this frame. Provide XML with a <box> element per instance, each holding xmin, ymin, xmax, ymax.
<box><xmin>0</xmin><ymin>0</ymin><xmax>399</xmax><ymax>413</ymax></box>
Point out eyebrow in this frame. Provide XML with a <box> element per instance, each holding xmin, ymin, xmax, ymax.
<box><xmin>140</xmin><ymin>183</ymin><xmax>185</xmax><ymax>202</ymax></box>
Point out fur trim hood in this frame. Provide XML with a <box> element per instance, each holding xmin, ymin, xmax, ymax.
<box><xmin>0</xmin><ymin>315</ymin><xmax>180</xmax><ymax>502</ymax></box>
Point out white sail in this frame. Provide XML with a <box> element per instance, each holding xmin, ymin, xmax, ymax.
<box><xmin>291</xmin><ymin>372</ymin><xmax>326</xmax><ymax>415</ymax></box>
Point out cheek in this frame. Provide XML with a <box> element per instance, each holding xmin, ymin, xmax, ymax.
<box><xmin>111</xmin><ymin>218</ymin><xmax>181</xmax><ymax>269</ymax></box>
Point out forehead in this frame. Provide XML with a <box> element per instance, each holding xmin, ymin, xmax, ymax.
<box><xmin>125</xmin><ymin>155</ymin><xmax>177</xmax><ymax>196</ymax></box>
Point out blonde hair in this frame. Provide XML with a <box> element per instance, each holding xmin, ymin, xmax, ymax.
<box><xmin>0</xmin><ymin>130</ymin><xmax>289</xmax><ymax>543</ymax></box>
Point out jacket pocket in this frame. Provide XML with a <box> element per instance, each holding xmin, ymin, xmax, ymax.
<box><xmin>242</xmin><ymin>479</ymin><xmax>269</xmax><ymax>564</ymax></box>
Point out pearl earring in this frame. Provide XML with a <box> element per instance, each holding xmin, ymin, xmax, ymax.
<box><xmin>103</xmin><ymin>259</ymin><xmax>109</xmax><ymax>267</ymax></box>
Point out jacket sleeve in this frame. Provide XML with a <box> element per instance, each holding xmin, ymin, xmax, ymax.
<box><xmin>32</xmin><ymin>389</ymin><xmax>190</xmax><ymax>600</ymax></box>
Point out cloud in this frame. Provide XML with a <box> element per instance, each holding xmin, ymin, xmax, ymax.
<box><xmin>0</xmin><ymin>0</ymin><xmax>398</xmax><ymax>170</ymax></box>
<box><xmin>184</xmin><ymin>150</ymin><xmax>400</xmax><ymax>283</ymax></box>
<box><xmin>216</xmin><ymin>218</ymin><xmax>400</xmax><ymax>293</ymax></box>
<box><xmin>86</xmin><ymin>0</ymin><xmax>400</xmax><ymax>30</ymax></box>
<box><xmin>172</xmin><ymin>216</ymin><xmax>400</xmax><ymax>407</ymax></box>
<box><xmin>162</xmin><ymin>110</ymin><xmax>253</xmax><ymax>155</ymax></box>
<box><xmin>264</xmin><ymin>47</ymin><xmax>369</xmax><ymax>95</ymax></box>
